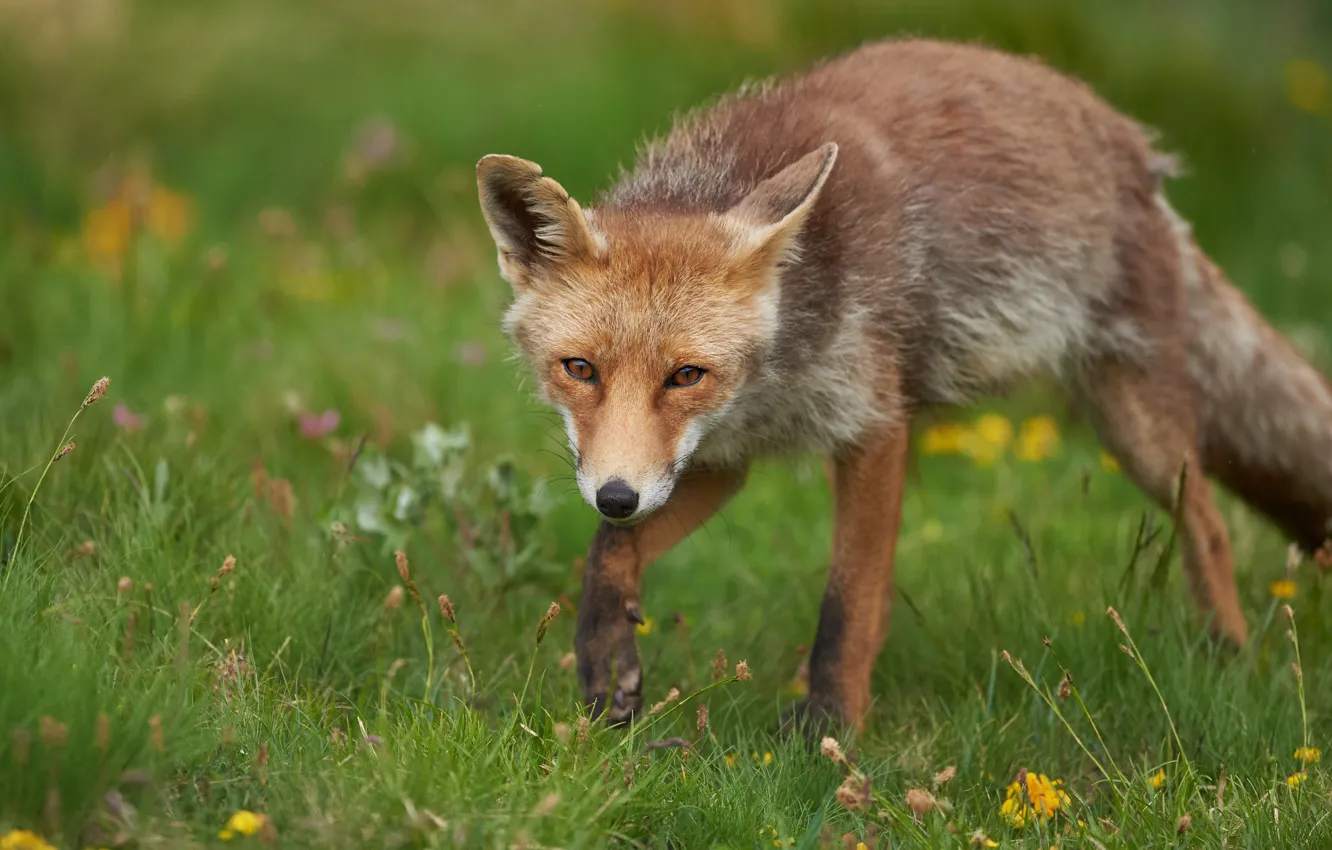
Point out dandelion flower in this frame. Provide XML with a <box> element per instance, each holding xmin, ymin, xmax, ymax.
<box><xmin>974</xmin><ymin>414</ymin><xmax>1014</xmax><ymax>450</ymax></box>
<box><xmin>1295</xmin><ymin>746</ymin><xmax>1321</xmax><ymax>764</ymax></box>
<box><xmin>1269</xmin><ymin>580</ymin><xmax>1297</xmax><ymax>600</ymax></box>
<box><xmin>1287</xmin><ymin>771</ymin><xmax>1307</xmax><ymax>788</ymax></box>
<box><xmin>217</xmin><ymin>810</ymin><xmax>266</xmax><ymax>840</ymax></box>
<box><xmin>922</xmin><ymin>423</ymin><xmax>968</xmax><ymax>455</ymax></box>
<box><xmin>0</xmin><ymin>829</ymin><xmax>57</xmax><ymax>850</ymax></box>
<box><xmin>1149</xmin><ymin>768</ymin><xmax>1166</xmax><ymax>790</ymax></box>
<box><xmin>1014</xmin><ymin>416</ymin><xmax>1060</xmax><ymax>462</ymax></box>
<box><xmin>1000</xmin><ymin>771</ymin><xmax>1071</xmax><ymax>828</ymax></box>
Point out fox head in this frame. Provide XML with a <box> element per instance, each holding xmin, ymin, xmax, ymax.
<box><xmin>476</xmin><ymin>143</ymin><xmax>837</xmax><ymax>522</ymax></box>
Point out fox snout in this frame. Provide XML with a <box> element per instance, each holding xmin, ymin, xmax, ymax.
<box><xmin>575</xmin><ymin>461</ymin><xmax>681</xmax><ymax>523</ymax></box>
<box><xmin>593</xmin><ymin>479</ymin><xmax>638</xmax><ymax>519</ymax></box>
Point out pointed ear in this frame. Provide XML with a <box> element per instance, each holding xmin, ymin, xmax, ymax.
<box><xmin>476</xmin><ymin>154</ymin><xmax>601</xmax><ymax>288</ymax></box>
<box><xmin>726</xmin><ymin>142</ymin><xmax>837</xmax><ymax>274</ymax></box>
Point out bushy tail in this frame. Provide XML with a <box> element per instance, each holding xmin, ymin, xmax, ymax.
<box><xmin>1186</xmin><ymin>247</ymin><xmax>1332</xmax><ymax>553</ymax></box>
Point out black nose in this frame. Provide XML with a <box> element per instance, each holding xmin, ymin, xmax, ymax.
<box><xmin>596</xmin><ymin>479</ymin><xmax>639</xmax><ymax>519</ymax></box>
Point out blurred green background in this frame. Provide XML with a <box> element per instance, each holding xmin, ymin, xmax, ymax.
<box><xmin>2</xmin><ymin>0</ymin><xmax>1330</xmax><ymax>315</ymax></box>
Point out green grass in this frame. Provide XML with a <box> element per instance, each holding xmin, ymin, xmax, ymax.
<box><xmin>3</xmin><ymin>0</ymin><xmax>1332</xmax><ymax>847</ymax></box>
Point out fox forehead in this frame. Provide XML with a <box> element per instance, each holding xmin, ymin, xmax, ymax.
<box><xmin>506</xmin><ymin>211</ymin><xmax>776</xmax><ymax>370</ymax></box>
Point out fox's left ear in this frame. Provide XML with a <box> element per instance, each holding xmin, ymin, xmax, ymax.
<box><xmin>476</xmin><ymin>154</ymin><xmax>601</xmax><ymax>289</ymax></box>
<box><xmin>725</xmin><ymin>142</ymin><xmax>838</xmax><ymax>278</ymax></box>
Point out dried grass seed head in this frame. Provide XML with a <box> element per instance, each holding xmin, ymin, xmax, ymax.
<box><xmin>905</xmin><ymin>788</ymin><xmax>938</xmax><ymax>816</ymax></box>
<box><xmin>711</xmin><ymin>649</ymin><xmax>728</xmax><ymax>681</ymax></box>
<box><xmin>83</xmin><ymin>376</ymin><xmax>111</xmax><ymax>408</ymax></box>
<box><xmin>820</xmin><ymin>737</ymin><xmax>845</xmax><ymax>764</ymax></box>
<box><xmin>536</xmin><ymin>601</ymin><xmax>560</xmax><ymax>644</ymax></box>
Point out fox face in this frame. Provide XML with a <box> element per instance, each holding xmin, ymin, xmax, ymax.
<box><xmin>477</xmin><ymin>144</ymin><xmax>837</xmax><ymax>521</ymax></box>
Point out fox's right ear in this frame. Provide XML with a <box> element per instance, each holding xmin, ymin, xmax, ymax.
<box><xmin>476</xmin><ymin>154</ymin><xmax>600</xmax><ymax>289</ymax></box>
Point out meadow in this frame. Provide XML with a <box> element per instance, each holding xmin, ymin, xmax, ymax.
<box><xmin>2</xmin><ymin>1</ymin><xmax>1332</xmax><ymax>847</ymax></box>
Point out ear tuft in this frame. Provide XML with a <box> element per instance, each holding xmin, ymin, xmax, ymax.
<box><xmin>476</xmin><ymin>154</ymin><xmax>599</xmax><ymax>288</ymax></box>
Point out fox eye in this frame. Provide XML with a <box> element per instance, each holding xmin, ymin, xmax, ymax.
<box><xmin>667</xmin><ymin>366</ymin><xmax>706</xmax><ymax>388</ymax></box>
<box><xmin>563</xmin><ymin>358</ymin><xmax>597</xmax><ymax>382</ymax></box>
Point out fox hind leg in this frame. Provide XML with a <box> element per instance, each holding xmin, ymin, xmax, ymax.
<box><xmin>1080</xmin><ymin>354</ymin><xmax>1248</xmax><ymax>645</ymax></box>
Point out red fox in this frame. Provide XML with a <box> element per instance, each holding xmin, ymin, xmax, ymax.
<box><xmin>476</xmin><ymin>38</ymin><xmax>1332</xmax><ymax>731</ymax></box>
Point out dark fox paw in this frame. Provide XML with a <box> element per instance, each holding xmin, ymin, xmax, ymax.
<box><xmin>588</xmin><ymin>677</ymin><xmax>643</xmax><ymax>727</ymax></box>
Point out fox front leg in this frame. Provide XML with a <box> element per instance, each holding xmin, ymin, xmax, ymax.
<box><xmin>575</xmin><ymin>522</ymin><xmax>645</xmax><ymax>724</ymax></box>
<box><xmin>800</xmin><ymin>419</ymin><xmax>909</xmax><ymax>733</ymax></box>
<box><xmin>573</xmin><ymin>466</ymin><xmax>748</xmax><ymax>725</ymax></box>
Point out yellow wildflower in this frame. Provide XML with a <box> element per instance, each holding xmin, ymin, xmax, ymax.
<box><xmin>1285</xmin><ymin>59</ymin><xmax>1328</xmax><ymax>114</ymax></box>
<box><xmin>1149</xmin><ymin>768</ymin><xmax>1166</xmax><ymax>790</ymax></box>
<box><xmin>0</xmin><ymin>830</ymin><xmax>57</xmax><ymax>850</ymax></box>
<box><xmin>1269</xmin><ymin>580</ymin><xmax>1297</xmax><ymax>600</ymax></box>
<box><xmin>856</xmin><ymin>844</ymin><xmax>869</xmax><ymax>850</ymax></box>
<box><xmin>1014</xmin><ymin>416</ymin><xmax>1060</xmax><ymax>462</ymax></box>
<box><xmin>145</xmin><ymin>186</ymin><xmax>194</xmax><ymax>244</ymax></box>
<box><xmin>82</xmin><ymin>199</ymin><xmax>133</xmax><ymax>269</ymax></box>
<box><xmin>974</xmin><ymin>414</ymin><xmax>1014</xmax><ymax>450</ymax></box>
<box><xmin>1287</xmin><ymin>771</ymin><xmax>1308</xmax><ymax>788</ymax></box>
<box><xmin>1071</xmin><ymin>611</ymin><xmax>1086</xmax><ymax>628</ymax></box>
<box><xmin>218</xmin><ymin>810</ymin><xmax>266</xmax><ymax>840</ymax></box>
<box><xmin>1099</xmin><ymin>452</ymin><xmax>1120</xmax><ymax>474</ymax></box>
<box><xmin>922</xmin><ymin>423</ymin><xmax>968</xmax><ymax>455</ymax></box>
<box><xmin>1295</xmin><ymin>746</ymin><xmax>1321</xmax><ymax>764</ymax></box>
<box><xmin>752</xmin><ymin>750</ymin><xmax>774</xmax><ymax>765</ymax></box>
<box><xmin>1000</xmin><ymin>771</ymin><xmax>1071</xmax><ymax>828</ymax></box>
<box><xmin>81</xmin><ymin>175</ymin><xmax>195</xmax><ymax>273</ymax></box>
<box><xmin>636</xmin><ymin>616</ymin><xmax>656</xmax><ymax>636</ymax></box>
<box><xmin>724</xmin><ymin>753</ymin><xmax>737</xmax><ymax>767</ymax></box>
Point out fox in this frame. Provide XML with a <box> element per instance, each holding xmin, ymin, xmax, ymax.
<box><xmin>476</xmin><ymin>37</ymin><xmax>1332</xmax><ymax>732</ymax></box>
